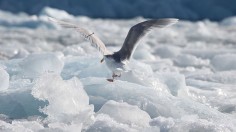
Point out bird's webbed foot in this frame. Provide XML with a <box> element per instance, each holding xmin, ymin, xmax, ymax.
<box><xmin>107</xmin><ymin>78</ymin><xmax>114</xmax><ymax>82</ymax></box>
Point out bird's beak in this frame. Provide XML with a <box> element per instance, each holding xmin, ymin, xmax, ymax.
<box><xmin>100</xmin><ymin>58</ymin><xmax>104</xmax><ymax>63</ymax></box>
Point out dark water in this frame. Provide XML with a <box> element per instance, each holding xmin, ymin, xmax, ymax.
<box><xmin>0</xmin><ymin>0</ymin><xmax>236</xmax><ymax>21</ymax></box>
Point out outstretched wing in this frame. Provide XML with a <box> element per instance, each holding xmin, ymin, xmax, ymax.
<box><xmin>116</xmin><ymin>18</ymin><xmax>178</xmax><ymax>61</ymax></box>
<box><xmin>49</xmin><ymin>17</ymin><xmax>111</xmax><ymax>55</ymax></box>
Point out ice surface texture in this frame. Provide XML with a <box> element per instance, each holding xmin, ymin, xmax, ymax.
<box><xmin>0</xmin><ymin>8</ymin><xmax>236</xmax><ymax>131</ymax></box>
<box><xmin>0</xmin><ymin>67</ymin><xmax>9</xmax><ymax>91</ymax></box>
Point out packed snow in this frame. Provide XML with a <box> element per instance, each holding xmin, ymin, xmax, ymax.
<box><xmin>0</xmin><ymin>7</ymin><xmax>236</xmax><ymax>132</ymax></box>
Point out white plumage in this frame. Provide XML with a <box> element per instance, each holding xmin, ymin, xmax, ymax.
<box><xmin>48</xmin><ymin>17</ymin><xmax>111</xmax><ymax>55</ymax></box>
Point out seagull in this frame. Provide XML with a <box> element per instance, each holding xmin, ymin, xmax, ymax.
<box><xmin>49</xmin><ymin>17</ymin><xmax>178</xmax><ymax>82</ymax></box>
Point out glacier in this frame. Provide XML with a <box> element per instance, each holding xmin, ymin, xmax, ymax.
<box><xmin>0</xmin><ymin>7</ymin><xmax>236</xmax><ymax>132</ymax></box>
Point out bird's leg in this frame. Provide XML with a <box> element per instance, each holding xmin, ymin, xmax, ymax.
<box><xmin>100</xmin><ymin>57</ymin><xmax>104</xmax><ymax>63</ymax></box>
<box><xmin>112</xmin><ymin>74</ymin><xmax>121</xmax><ymax>78</ymax></box>
<box><xmin>107</xmin><ymin>73</ymin><xmax>116</xmax><ymax>82</ymax></box>
<box><xmin>107</xmin><ymin>73</ymin><xmax>115</xmax><ymax>82</ymax></box>
<box><xmin>107</xmin><ymin>73</ymin><xmax>121</xmax><ymax>82</ymax></box>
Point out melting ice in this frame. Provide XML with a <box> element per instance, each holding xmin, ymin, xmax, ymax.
<box><xmin>0</xmin><ymin>7</ymin><xmax>236</xmax><ymax>132</ymax></box>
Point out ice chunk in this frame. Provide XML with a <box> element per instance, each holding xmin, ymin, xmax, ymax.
<box><xmin>196</xmin><ymin>22</ymin><xmax>212</xmax><ymax>37</ymax></box>
<box><xmin>63</xmin><ymin>45</ymin><xmax>86</xmax><ymax>56</ymax></box>
<box><xmin>87</xmin><ymin>114</ymin><xmax>137</xmax><ymax>132</ymax></box>
<box><xmin>31</xmin><ymin>73</ymin><xmax>93</xmax><ymax>125</ymax></box>
<box><xmin>19</xmin><ymin>53</ymin><xmax>64</xmax><ymax>79</ymax></box>
<box><xmin>0</xmin><ymin>87</ymin><xmax>45</xmax><ymax>119</ymax></box>
<box><xmin>155</xmin><ymin>72</ymin><xmax>187</xmax><ymax>96</ymax></box>
<box><xmin>81</xmin><ymin>77</ymin><xmax>183</xmax><ymax>118</ymax></box>
<box><xmin>118</xmin><ymin>60</ymin><xmax>168</xmax><ymax>89</ymax></box>
<box><xmin>0</xmin><ymin>10</ymin><xmax>53</xmax><ymax>29</ymax></box>
<box><xmin>47</xmin><ymin>122</ymin><xmax>82</xmax><ymax>132</ymax></box>
<box><xmin>211</xmin><ymin>54</ymin><xmax>236</xmax><ymax>71</ymax></box>
<box><xmin>155</xmin><ymin>45</ymin><xmax>181</xmax><ymax>58</ymax></box>
<box><xmin>150</xmin><ymin>116</ymin><xmax>175</xmax><ymax>131</ymax></box>
<box><xmin>0</xmin><ymin>67</ymin><xmax>9</xmax><ymax>91</ymax></box>
<box><xmin>97</xmin><ymin>100</ymin><xmax>151</xmax><ymax>127</ymax></box>
<box><xmin>0</xmin><ymin>119</ymin><xmax>43</xmax><ymax>132</ymax></box>
<box><xmin>133</xmin><ymin>49</ymin><xmax>156</xmax><ymax>61</ymax></box>
<box><xmin>150</xmin><ymin>115</ymin><xmax>231</xmax><ymax>132</ymax></box>
<box><xmin>0</xmin><ymin>117</ymin><xmax>83</xmax><ymax>132</ymax></box>
<box><xmin>11</xmin><ymin>120</ymin><xmax>44</xmax><ymax>131</ymax></box>
<box><xmin>82</xmin><ymin>77</ymin><xmax>236</xmax><ymax>130</ymax></box>
<box><xmin>174</xmin><ymin>54</ymin><xmax>209</xmax><ymax>67</ymax></box>
<box><xmin>221</xmin><ymin>17</ymin><xmax>236</xmax><ymax>26</ymax></box>
<box><xmin>183</xmin><ymin>49</ymin><xmax>236</xmax><ymax>60</ymax></box>
<box><xmin>10</xmin><ymin>48</ymin><xmax>29</xmax><ymax>59</ymax></box>
<box><xmin>39</xmin><ymin>7</ymin><xmax>74</xmax><ymax>20</ymax></box>
<box><xmin>189</xmin><ymin>70</ymin><xmax>236</xmax><ymax>84</ymax></box>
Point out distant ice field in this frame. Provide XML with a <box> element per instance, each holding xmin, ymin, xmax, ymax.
<box><xmin>0</xmin><ymin>7</ymin><xmax>236</xmax><ymax>132</ymax></box>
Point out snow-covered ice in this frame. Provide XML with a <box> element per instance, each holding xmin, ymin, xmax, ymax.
<box><xmin>0</xmin><ymin>7</ymin><xmax>236</xmax><ymax>132</ymax></box>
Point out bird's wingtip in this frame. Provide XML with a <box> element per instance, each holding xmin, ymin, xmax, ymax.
<box><xmin>162</xmin><ymin>18</ymin><xmax>179</xmax><ymax>27</ymax></box>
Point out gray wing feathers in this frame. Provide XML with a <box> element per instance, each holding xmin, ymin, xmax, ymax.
<box><xmin>117</xmin><ymin>18</ymin><xmax>178</xmax><ymax>61</ymax></box>
<box><xmin>48</xmin><ymin>17</ymin><xmax>111</xmax><ymax>55</ymax></box>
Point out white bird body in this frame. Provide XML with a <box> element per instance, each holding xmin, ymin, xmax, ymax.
<box><xmin>49</xmin><ymin>17</ymin><xmax>178</xmax><ymax>82</ymax></box>
<box><xmin>104</xmin><ymin>56</ymin><xmax>129</xmax><ymax>76</ymax></box>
